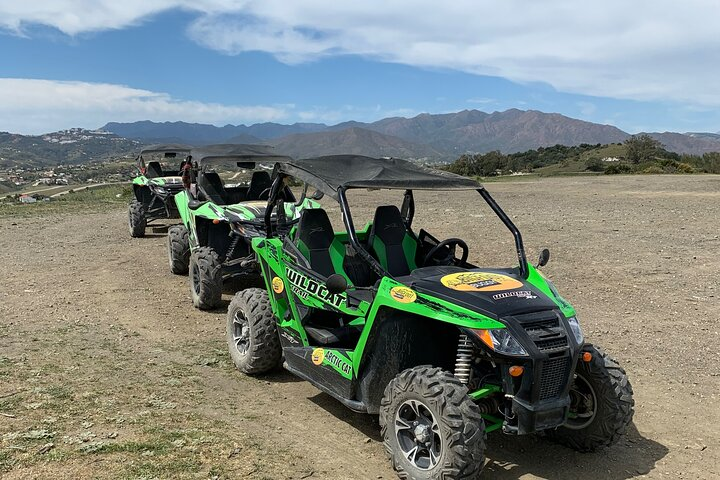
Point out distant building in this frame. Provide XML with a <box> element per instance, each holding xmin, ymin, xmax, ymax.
<box><xmin>19</xmin><ymin>195</ymin><xmax>36</xmax><ymax>204</ymax></box>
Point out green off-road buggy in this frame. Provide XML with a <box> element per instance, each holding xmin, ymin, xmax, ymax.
<box><xmin>129</xmin><ymin>144</ymin><xmax>192</xmax><ymax>237</ymax></box>
<box><xmin>172</xmin><ymin>144</ymin><xmax>319</xmax><ymax>310</ymax></box>
<box><xmin>226</xmin><ymin>155</ymin><xmax>634</xmax><ymax>479</ymax></box>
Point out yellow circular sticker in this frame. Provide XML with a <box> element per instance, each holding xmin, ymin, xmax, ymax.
<box><xmin>390</xmin><ymin>286</ymin><xmax>417</xmax><ymax>303</ymax></box>
<box><xmin>441</xmin><ymin>272</ymin><xmax>523</xmax><ymax>292</ymax></box>
<box><xmin>311</xmin><ymin>348</ymin><xmax>325</xmax><ymax>366</ymax></box>
<box><xmin>271</xmin><ymin>277</ymin><xmax>284</xmax><ymax>294</ymax></box>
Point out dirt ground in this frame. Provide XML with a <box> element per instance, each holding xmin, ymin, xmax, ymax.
<box><xmin>1</xmin><ymin>174</ymin><xmax>718</xmax><ymax>479</ymax></box>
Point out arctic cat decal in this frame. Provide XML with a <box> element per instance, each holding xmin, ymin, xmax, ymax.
<box><xmin>441</xmin><ymin>272</ymin><xmax>523</xmax><ymax>292</ymax></box>
<box><xmin>286</xmin><ymin>267</ymin><xmax>346</xmax><ymax>308</ymax></box>
<box><xmin>390</xmin><ymin>286</ymin><xmax>417</xmax><ymax>303</ymax></box>
<box><xmin>272</xmin><ymin>277</ymin><xmax>284</xmax><ymax>294</ymax></box>
<box><xmin>324</xmin><ymin>350</ymin><xmax>352</xmax><ymax>376</ymax></box>
<box><xmin>492</xmin><ymin>290</ymin><xmax>537</xmax><ymax>300</ymax></box>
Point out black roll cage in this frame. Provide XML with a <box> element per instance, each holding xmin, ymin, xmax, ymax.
<box><xmin>264</xmin><ymin>173</ymin><xmax>530</xmax><ymax>280</ymax></box>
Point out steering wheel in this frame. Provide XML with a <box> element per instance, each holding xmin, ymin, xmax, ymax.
<box><xmin>423</xmin><ymin>238</ymin><xmax>469</xmax><ymax>267</ymax></box>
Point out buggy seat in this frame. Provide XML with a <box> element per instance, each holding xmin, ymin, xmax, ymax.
<box><xmin>367</xmin><ymin>205</ymin><xmax>419</xmax><ymax>276</ymax></box>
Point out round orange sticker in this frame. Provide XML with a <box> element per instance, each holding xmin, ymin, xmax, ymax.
<box><xmin>440</xmin><ymin>272</ymin><xmax>523</xmax><ymax>292</ymax></box>
<box><xmin>390</xmin><ymin>286</ymin><xmax>417</xmax><ymax>303</ymax></box>
<box><xmin>272</xmin><ymin>277</ymin><xmax>284</xmax><ymax>294</ymax></box>
<box><xmin>311</xmin><ymin>348</ymin><xmax>325</xmax><ymax>365</ymax></box>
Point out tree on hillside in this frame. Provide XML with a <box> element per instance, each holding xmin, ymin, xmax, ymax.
<box><xmin>625</xmin><ymin>134</ymin><xmax>663</xmax><ymax>164</ymax></box>
<box><xmin>585</xmin><ymin>157</ymin><xmax>604</xmax><ymax>172</ymax></box>
<box><xmin>444</xmin><ymin>151</ymin><xmax>508</xmax><ymax>177</ymax></box>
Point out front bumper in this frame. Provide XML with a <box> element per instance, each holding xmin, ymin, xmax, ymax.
<box><xmin>469</xmin><ymin>309</ymin><xmax>582</xmax><ymax>435</ymax></box>
<box><xmin>505</xmin><ymin>394</ymin><xmax>569</xmax><ymax>435</ymax></box>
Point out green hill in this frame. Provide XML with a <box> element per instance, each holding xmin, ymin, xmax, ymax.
<box><xmin>444</xmin><ymin>137</ymin><xmax>720</xmax><ymax>178</ymax></box>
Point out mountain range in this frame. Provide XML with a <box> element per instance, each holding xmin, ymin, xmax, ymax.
<box><xmin>2</xmin><ymin>109</ymin><xmax>720</xmax><ymax>168</ymax></box>
<box><xmin>102</xmin><ymin>109</ymin><xmax>720</xmax><ymax>159</ymax></box>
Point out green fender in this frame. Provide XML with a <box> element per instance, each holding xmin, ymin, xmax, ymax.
<box><xmin>132</xmin><ymin>176</ymin><xmax>148</xmax><ymax>186</ymax></box>
<box><xmin>350</xmin><ymin>277</ymin><xmax>507</xmax><ymax>373</ymax></box>
<box><xmin>174</xmin><ymin>190</ymin><xmax>191</xmax><ymax>226</ymax></box>
<box><xmin>525</xmin><ymin>264</ymin><xmax>576</xmax><ymax>318</ymax></box>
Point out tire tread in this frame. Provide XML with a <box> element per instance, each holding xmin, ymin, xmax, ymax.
<box><xmin>546</xmin><ymin>344</ymin><xmax>634</xmax><ymax>452</ymax></box>
<box><xmin>379</xmin><ymin>366</ymin><xmax>486</xmax><ymax>479</ymax></box>
<box><xmin>226</xmin><ymin>288</ymin><xmax>282</xmax><ymax>375</ymax></box>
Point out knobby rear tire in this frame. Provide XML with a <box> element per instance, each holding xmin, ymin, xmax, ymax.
<box><xmin>189</xmin><ymin>246</ymin><xmax>222</xmax><ymax>310</ymax></box>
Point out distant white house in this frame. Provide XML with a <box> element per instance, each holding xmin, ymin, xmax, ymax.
<box><xmin>19</xmin><ymin>195</ymin><xmax>36</xmax><ymax>204</ymax></box>
<box><xmin>602</xmin><ymin>157</ymin><xmax>621</xmax><ymax>162</ymax></box>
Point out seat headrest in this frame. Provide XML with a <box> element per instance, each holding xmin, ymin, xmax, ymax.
<box><xmin>297</xmin><ymin>209</ymin><xmax>334</xmax><ymax>249</ymax></box>
<box><xmin>247</xmin><ymin>170</ymin><xmax>272</xmax><ymax>199</ymax></box>
<box><xmin>371</xmin><ymin>205</ymin><xmax>407</xmax><ymax>244</ymax></box>
<box><xmin>250</xmin><ymin>170</ymin><xmax>271</xmax><ymax>187</ymax></box>
<box><xmin>201</xmin><ymin>171</ymin><xmax>223</xmax><ymax>185</ymax></box>
<box><xmin>145</xmin><ymin>161</ymin><xmax>163</xmax><ymax>178</ymax></box>
<box><xmin>197</xmin><ymin>171</ymin><xmax>227</xmax><ymax>204</ymax></box>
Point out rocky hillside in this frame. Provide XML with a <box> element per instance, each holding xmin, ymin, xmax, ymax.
<box><xmin>0</xmin><ymin>129</ymin><xmax>139</xmax><ymax>167</ymax></box>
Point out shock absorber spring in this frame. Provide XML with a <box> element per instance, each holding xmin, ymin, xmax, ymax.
<box><xmin>454</xmin><ymin>334</ymin><xmax>473</xmax><ymax>385</ymax></box>
<box><xmin>225</xmin><ymin>234</ymin><xmax>241</xmax><ymax>262</ymax></box>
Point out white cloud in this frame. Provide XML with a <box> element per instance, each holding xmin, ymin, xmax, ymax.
<box><xmin>0</xmin><ymin>79</ymin><xmax>288</xmax><ymax>134</ymax></box>
<box><xmin>467</xmin><ymin>98</ymin><xmax>497</xmax><ymax>105</ymax></box>
<box><xmin>3</xmin><ymin>1</ymin><xmax>720</xmax><ymax>106</ymax></box>
<box><xmin>576</xmin><ymin>101</ymin><xmax>597</xmax><ymax>116</ymax></box>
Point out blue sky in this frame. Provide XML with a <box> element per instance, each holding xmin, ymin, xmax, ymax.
<box><xmin>1</xmin><ymin>2</ymin><xmax>719</xmax><ymax>135</ymax></box>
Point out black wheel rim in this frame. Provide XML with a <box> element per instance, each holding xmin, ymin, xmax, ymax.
<box><xmin>565</xmin><ymin>373</ymin><xmax>597</xmax><ymax>430</ymax></box>
<box><xmin>191</xmin><ymin>263</ymin><xmax>201</xmax><ymax>295</ymax></box>
<box><xmin>232</xmin><ymin>310</ymin><xmax>250</xmax><ymax>355</ymax></box>
<box><xmin>395</xmin><ymin>399</ymin><xmax>442</xmax><ymax>470</ymax></box>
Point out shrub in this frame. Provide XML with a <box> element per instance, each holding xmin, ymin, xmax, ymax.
<box><xmin>604</xmin><ymin>164</ymin><xmax>634</xmax><ymax>175</ymax></box>
<box><xmin>677</xmin><ymin>162</ymin><xmax>695</xmax><ymax>173</ymax></box>
<box><xmin>585</xmin><ymin>158</ymin><xmax>604</xmax><ymax>172</ymax></box>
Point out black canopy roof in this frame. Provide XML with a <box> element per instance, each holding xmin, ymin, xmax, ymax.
<box><xmin>190</xmin><ymin>144</ymin><xmax>292</xmax><ymax>165</ymax></box>
<box><xmin>278</xmin><ymin>155</ymin><xmax>481</xmax><ymax>199</ymax></box>
<box><xmin>139</xmin><ymin>144</ymin><xmax>192</xmax><ymax>156</ymax></box>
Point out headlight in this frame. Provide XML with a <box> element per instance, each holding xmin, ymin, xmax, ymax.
<box><xmin>566</xmin><ymin>316</ymin><xmax>584</xmax><ymax>345</ymax></box>
<box><xmin>474</xmin><ymin>328</ymin><xmax>527</xmax><ymax>356</ymax></box>
<box><xmin>155</xmin><ymin>187</ymin><xmax>167</xmax><ymax>194</ymax></box>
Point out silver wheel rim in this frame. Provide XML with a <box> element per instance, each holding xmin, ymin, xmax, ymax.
<box><xmin>232</xmin><ymin>310</ymin><xmax>250</xmax><ymax>355</ymax></box>
<box><xmin>394</xmin><ymin>399</ymin><xmax>442</xmax><ymax>470</ymax></box>
<box><xmin>565</xmin><ymin>373</ymin><xmax>597</xmax><ymax>430</ymax></box>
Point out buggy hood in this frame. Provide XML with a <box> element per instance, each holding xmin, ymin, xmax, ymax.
<box><xmin>403</xmin><ymin>267</ymin><xmax>558</xmax><ymax>318</ymax></box>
